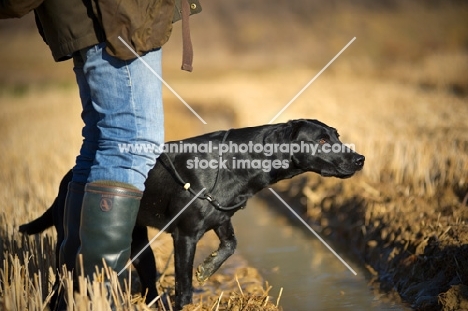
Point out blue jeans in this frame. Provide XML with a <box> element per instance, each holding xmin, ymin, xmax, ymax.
<box><xmin>72</xmin><ymin>43</ymin><xmax>164</xmax><ymax>191</ymax></box>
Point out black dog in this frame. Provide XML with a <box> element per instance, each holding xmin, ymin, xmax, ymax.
<box><xmin>20</xmin><ymin>119</ymin><xmax>364</xmax><ymax>310</ymax></box>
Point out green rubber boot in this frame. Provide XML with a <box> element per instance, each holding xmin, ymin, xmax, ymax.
<box><xmin>76</xmin><ymin>181</ymin><xmax>142</xmax><ymax>290</ymax></box>
<box><xmin>59</xmin><ymin>182</ymin><xmax>85</xmax><ymax>271</ymax></box>
<box><xmin>54</xmin><ymin>181</ymin><xmax>85</xmax><ymax>311</ymax></box>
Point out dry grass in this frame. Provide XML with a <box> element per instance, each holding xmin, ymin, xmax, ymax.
<box><xmin>0</xmin><ymin>243</ymin><xmax>279</xmax><ymax>311</ymax></box>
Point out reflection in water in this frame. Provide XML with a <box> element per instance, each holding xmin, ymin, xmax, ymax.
<box><xmin>232</xmin><ymin>197</ymin><xmax>409</xmax><ymax>311</ymax></box>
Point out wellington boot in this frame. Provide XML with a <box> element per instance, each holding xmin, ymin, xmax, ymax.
<box><xmin>53</xmin><ymin>181</ymin><xmax>85</xmax><ymax>311</ymax></box>
<box><xmin>76</xmin><ymin>181</ymin><xmax>142</xmax><ymax>289</ymax></box>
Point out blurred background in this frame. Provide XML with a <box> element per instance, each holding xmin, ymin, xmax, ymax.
<box><xmin>1</xmin><ymin>0</ymin><xmax>467</xmax><ymax>95</ymax></box>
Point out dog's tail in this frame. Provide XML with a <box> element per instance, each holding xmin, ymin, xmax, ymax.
<box><xmin>19</xmin><ymin>200</ymin><xmax>55</xmax><ymax>235</ymax></box>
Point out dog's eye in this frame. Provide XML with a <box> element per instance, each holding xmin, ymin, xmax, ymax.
<box><xmin>319</xmin><ymin>138</ymin><xmax>327</xmax><ymax>144</ymax></box>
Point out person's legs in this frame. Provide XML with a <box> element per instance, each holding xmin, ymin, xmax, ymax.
<box><xmin>54</xmin><ymin>50</ymin><xmax>98</xmax><ymax>310</ymax></box>
<box><xmin>58</xmin><ymin>42</ymin><xmax>164</xmax><ymax>302</ymax></box>
<box><xmin>80</xmin><ymin>42</ymin><xmax>164</xmax><ymax>191</ymax></box>
<box><xmin>71</xmin><ymin>50</ymin><xmax>100</xmax><ymax>185</ymax></box>
<box><xmin>59</xmin><ymin>47</ymin><xmax>100</xmax><ymax>266</ymax></box>
<box><xmin>76</xmin><ymin>43</ymin><xmax>164</xmax><ymax>281</ymax></box>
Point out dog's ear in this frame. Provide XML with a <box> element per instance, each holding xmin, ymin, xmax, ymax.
<box><xmin>288</xmin><ymin>119</ymin><xmax>302</xmax><ymax>140</ymax></box>
<box><xmin>263</xmin><ymin>119</ymin><xmax>309</xmax><ymax>144</ymax></box>
<box><xmin>263</xmin><ymin>122</ymin><xmax>291</xmax><ymax>144</ymax></box>
<box><xmin>287</xmin><ymin>119</ymin><xmax>310</xmax><ymax>141</ymax></box>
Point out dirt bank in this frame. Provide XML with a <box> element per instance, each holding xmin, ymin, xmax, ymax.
<box><xmin>267</xmin><ymin>175</ymin><xmax>468</xmax><ymax>311</ymax></box>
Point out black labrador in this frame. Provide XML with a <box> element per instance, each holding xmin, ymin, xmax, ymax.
<box><xmin>20</xmin><ymin>119</ymin><xmax>365</xmax><ymax>310</ymax></box>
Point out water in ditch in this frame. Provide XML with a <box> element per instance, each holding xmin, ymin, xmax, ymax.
<box><xmin>231</xmin><ymin>196</ymin><xmax>410</xmax><ymax>311</ymax></box>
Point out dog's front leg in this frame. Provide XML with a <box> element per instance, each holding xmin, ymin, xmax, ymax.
<box><xmin>172</xmin><ymin>228</ymin><xmax>198</xmax><ymax>310</ymax></box>
<box><xmin>196</xmin><ymin>220</ymin><xmax>237</xmax><ymax>283</ymax></box>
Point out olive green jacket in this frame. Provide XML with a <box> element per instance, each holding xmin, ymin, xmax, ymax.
<box><xmin>0</xmin><ymin>0</ymin><xmax>201</xmax><ymax>62</ymax></box>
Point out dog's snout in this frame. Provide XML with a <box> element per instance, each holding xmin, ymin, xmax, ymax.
<box><xmin>354</xmin><ymin>155</ymin><xmax>365</xmax><ymax>167</ymax></box>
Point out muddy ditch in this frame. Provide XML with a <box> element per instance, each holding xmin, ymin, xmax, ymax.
<box><xmin>262</xmin><ymin>176</ymin><xmax>468</xmax><ymax>311</ymax></box>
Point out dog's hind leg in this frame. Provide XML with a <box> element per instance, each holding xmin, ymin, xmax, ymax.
<box><xmin>195</xmin><ymin>220</ymin><xmax>237</xmax><ymax>283</ymax></box>
<box><xmin>130</xmin><ymin>225</ymin><xmax>158</xmax><ymax>304</ymax></box>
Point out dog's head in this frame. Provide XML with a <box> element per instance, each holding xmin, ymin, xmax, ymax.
<box><xmin>286</xmin><ymin>119</ymin><xmax>365</xmax><ymax>179</ymax></box>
